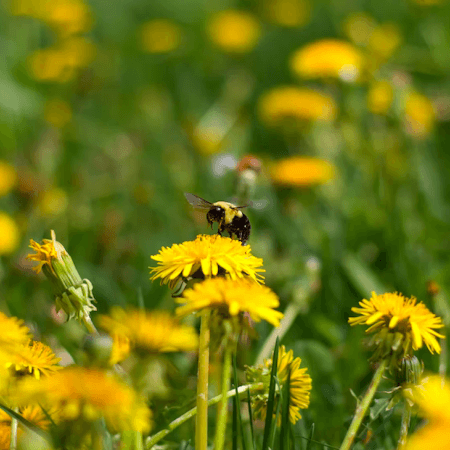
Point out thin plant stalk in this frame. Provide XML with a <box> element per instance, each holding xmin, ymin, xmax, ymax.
<box><xmin>397</xmin><ymin>403</ymin><xmax>412</xmax><ymax>450</ymax></box>
<box><xmin>196</xmin><ymin>309</ymin><xmax>211</xmax><ymax>450</ymax></box>
<box><xmin>145</xmin><ymin>383</ymin><xmax>263</xmax><ymax>449</ymax></box>
<box><xmin>9</xmin><ymin>408</ymin><xmax>18</xmax><ymax>450</ymax></box>
<box><xmin>339</xmin><ymin>359</ymin><xmax>388</xmax><ymax>450</ymax></box>
<box><xmin>214</xmin><ymin>344</ymin><xmax>234</xmax><ymax>450</ymax></box>
<box><xmin>82</xmin><ymin>315</ymin><xmax>99</xmax><ymax>335</ymax></box>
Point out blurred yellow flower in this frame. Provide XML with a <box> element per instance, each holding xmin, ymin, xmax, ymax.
<box><xmin>0</xmin><ymin>212</ymin><xmax>20</xmax><ymax>255</ymax></box>
<box><xmin>343</xmin><ymin>12</ymin><xmax>376</xmax><ymax>46</ymax></box>
<box><xmin>176</xmin><ymin>277</ymin><xmax>283</xmax><ymax>327</ymax></box>
<box><xmin>98</xmin><ymin>308</ymin><xmax>198</xmax><ymax>354</ymax></box>
<box><xmin>404</xmin><ymin>375</ymin><xmax>450</xmax><ymax>450</ymax></box>
<box><xmin>207</xmin><ymin>10</ymin><xmax>261</xmax><ymax>53</ymax></box>
<box><xmin>46</xmin><ymin>0</ymin><xmax>93</xmax><ymax>36</ymax></box>
<box><xmin>150</xmin><ymin>234</ymin><xmax>265</xmax><ymax>288</ymax></box>
<box><xmin>258</xmin><ymin>86</ymin><xmax>337</xmax><ymax>126</ymax></box>
<box><xmin>109</xmin><ymin>332</ymin><xmax>131</xmax><ymax>365</ymax></box>
<box><xmin>290</xmin><ymin>39</ymin><xmax>363</xmax><ymax>82</ymax></box>
<box><xmin>349</xmin><ymin>292</ymin><xmax>444</xmax><ymax>359</ymax></box>
<box><xmin>29</xmin><ymin>37</ymin><xmax>96</xmax><ymax>83</ymax></box>
<box><xmin>367</xmin><ymin>80</ymin><xmax>394</xmax><ymax>115</ymax></box>
<box><xmin>0</xmin><ymin>312</ymin><xmax>31</xmax><ymax>348</ymax></box>
<box><xmin>140</xmin><ymin>19</ymin><xmax>182</xmax><ymax>54</ymax></box>
<box><xmin>264</xmin><ymin>0</ymin><xmax>311</xmax><ymax>27</ymax></box>
<box><xmin>0</xmin><ymin>161</ymin><xmax>17</xmax><ymax>197</ymax></box>
<box><xmin>247</xmin><ymin>345</ymin><xmax>312</xmax><ymax>424</ymax></box>
<box><xmin>44</xmin><ymin>98</ymin><xmax>72</xmax><ymax>128</ymax></box>
<box><xmin>270</xmin><ymin>156</ymin><xmax>335</xmax><ymax>187</ymax></box>
<box><xmin>6</xmin><ymin>340</ymin><xmax>61</xmax><ymax>379</ymax></box>
<box><xmin>0</xmin><ymin>405</ymin><xmax>51</xmax><ymax>450</ymax></box>
<box><xmin>37</xmin><ymin>188</ymin><xmax>69</xmax><ymax>216</ymax></box>
<box><xmin>18</xmin><ymin>367</ymin><xmax>152</xmax><ymax>433</ymax></box>
<box><xmin>368</xmin><ymin>23</ymin><xmax>402</xmax><ymax>60</ymax></box>
<box><xmin>404</xmin><ymin>92</ymin><xmax>435</xmax><ymax>138</ymax></box>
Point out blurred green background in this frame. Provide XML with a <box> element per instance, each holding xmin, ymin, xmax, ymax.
<box><xmin>1</xmin><ymin>0</ymin><xmax>450</xmax><ymax>446</ymax></box>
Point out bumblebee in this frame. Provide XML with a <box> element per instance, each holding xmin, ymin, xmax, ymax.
<box><xmin>185</xmin><ymin>193</ymin><xmax>251</xmax><ymax>245</ymax></box>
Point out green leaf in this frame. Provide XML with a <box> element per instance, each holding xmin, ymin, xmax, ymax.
<box><xmin>369</xmin><ymin>398</ymin><xmax>390</xmax><ymax>421</ymax></box>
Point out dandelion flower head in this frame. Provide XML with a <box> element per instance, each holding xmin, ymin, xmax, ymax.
<box><xmin>404</xmin><ymin>91</ymin><xmax>435</xmax><ymax>139</ymax></box>
<box><xmin>140</xmin><ymin>19</ymin><xmax>182</xmax><ymax>54</ymax></box>
<box><xmin>18</xmin><ymin>367</ymin><xmax>152</xmax><ymax>433</ymax></box>
<box><xmin>367</xmin><ymin>80</ymin><xmax>394</xmax><ymax>115</ymax></box>
<box><xmin>349</xmin><ymin>292</ymin><xmax>444</xmax><ymax>359</ymax></box>
<box><xmin>27</xmin><ymin>233</ymin><xmax>59</xmax><ymax>274</ymax></box>
<box><xmin>6</xmin><ymin>340</ymin><xmax>61</xmax><ymax>379</ymax></box>
<box><xmin>0</xmin><ymin>312</ymin><xmax>31</xmax><ymax>349</ymax></box>
<box><xmin>404</xmin><ymin>375</ymin><xmax>450</xmax><ymax>450</ymax></box>
<box><xmin>270</xmin><ymin>156</ymin><xmax>335</xmax><ymax>187</ymax></box>
<box><xmin>176</xmin><ymin>277</ymin><xmax>283</xmax><ymax>327</ymax></box>
<box><xmin>207</xmin><ymin>10</ymin><xmax>261</xmax><ymax>53</ymax></box>
<box><xmin>0</xmin><ymin>213</ymin><xmax>20</xmax><ymax>256</ymax></box>
<box><xmin>98</xmin><ymin>307</ymin><xmax>198</xmax><ymax>354</ymax></box>
<box><xmin>290</xmin><ymin>38</ymin><xmax>363</xmax><ymax>82</ymax></box>
<box><xmin>150</xmin><ymin>234</ymin><xmax>265</xmax><ymax>289</ymax></box>
<box><xmin>0</xmin><ymin>161</ymin><xmax>17</xmax><ymax>197</ymax></box>
<box><xmin>246</xmin><ymin>345</ymin><xmax>312</xmax><ymax>424</ymax></box>
<box><xmin>258</xmin><ymin>86</ymin><xmax>337</xmax><ymax>127</ymax></box>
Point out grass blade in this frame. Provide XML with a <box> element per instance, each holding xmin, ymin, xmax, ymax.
<box><xmin>305</xmin><ymin>423</ymin><xmax>315</xmax><ymax>450</ymax></box>
<box><xmin>233</xmin><ymin>353</ymin><xmax>247</xmax><ymax>450</ymax></box>
<box><xmin>0</xmin><ymin>404</ymin><xmax>50</xmax><ymax>440</ymax></box>
<box><xmin>246</xmin><ymin>388</ymin><xmax>256</xmax><ymax>450</ymax></box>
<box><xmin>233</xmin><ymin>393</ymin><xmax>238</xmax><ymax>450</ymax></box>
<box><xmin>262</xmin><ymin>337</ymin><xmax>280</xmax><ymax>450</ymax></box>
<box><xmin>280</xmin><ymin>367</ymin><xmax>291</xmax><ymax>450</ymax></box>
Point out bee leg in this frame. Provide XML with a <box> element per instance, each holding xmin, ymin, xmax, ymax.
<box><xmin>217</xmin><ymin>222</ymin><xmax>225</xmax><ymax>236</ymax></box>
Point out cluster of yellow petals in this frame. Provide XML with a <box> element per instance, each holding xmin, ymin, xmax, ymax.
<box><xmin>6</xmin><ymin>340</ymin><xmax>61</xmax><ymax>379</ymax></box>
<box><xmin>176</xmin><ymin>277</ymin><xmax>283</xmax><ymax>327</ymax></box>
<box><xmin>404</xmin><ymin>376</ymin><xmax>450</xmax><ymax>450</ymax></box>
<box><xmin>18</xmin><ymin>367</ymin><xmax>152</xmax><ymax>433</ymax></box>
<box><xmin>290</xmin><ymin>39</ymin><xmax>363</xmax><ymax>82</ymax></box>
<box><xmin>150</xmin><ymin>234</ymin><xmax>265</xmax><ymax>288</ymax></box>
<box><xmin>98</xmin><ymin>307</ymin><xmax>198</xmax><ymax>354</ymax></box>
<box><xmin>27</xmin><ymin>236</ymin><xmax>58</xmax><ymax>274</ymax></box>
<box><xmin>0</xmin><ymin>213</ymin><xmax>20</xmax><ymax>256</ymax></box>
<box><xmin>349</xmin><ymin>292</ymin><xmax>444</xmax><ymax>354</ymax></box>
<box><xmin>270</xmin><ymin>156</ymin><xmax>335</xmax><ymax>187</ymax></box>
<box><xmin>0</xmin><ymin>312</ymin><xmax>31</xmax><ymax>349</ymax></box>
<box><xmin>207</xmin><ymin>10</ymin><xmax>261</xmax><ymax>53</ymax></box>
<box><xmin>258</xmin><ymin>86</ymin><xmax>337</xmax><ymax>126</ymax></box>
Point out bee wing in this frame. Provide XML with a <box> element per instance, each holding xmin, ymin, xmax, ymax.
<box><xmin>184</xmin><ymin>193</ymin><xmax>213</xmax><ymax>210</ymax></box>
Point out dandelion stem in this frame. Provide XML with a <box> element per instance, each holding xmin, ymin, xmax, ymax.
<box><xmin>82</xmin><ymin>315</ymin><xmax>99</xmax><ymax>335</ymax></box>
<box><xmin>397</xmin><ymin>402</ymin><xmax>412</xmax><ymax>450</ymax></box>
<box><xmin>339</xmin><ymin>358</ymin><xmax>388</xmax><ymax>450</ymax></box>
<box><xmin>214</xmin><ymin>344</ymin><xmax>234</xmax><ymax>450</ymax></box>
<box><xmin>145</xmin><ymin>383</ymin><xmax>262</xmax><ymax>449</ymax></box>
<box><xmin>9</xmin><ymin>407</ymin><xmax>19</xmax><ymax>450</ymax></box>
<box><xmin>196</xmin><ymin>309</ymin><xmax>211</xmax><ymax>450</ymax></box>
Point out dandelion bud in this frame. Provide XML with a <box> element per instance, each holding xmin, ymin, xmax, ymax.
<box><xmin>395</xmin><ymin>355</ymin><xmax>423</xmax><ymax>386</ymax></box>
<box><xmin>27</xmin><ymin>230</ymin><xmax>96</xmax><ymax>321</ymax></box>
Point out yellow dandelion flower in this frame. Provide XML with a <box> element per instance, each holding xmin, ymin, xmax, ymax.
<box><xmin>46</xmin><ymin>0</ymin><xmax>93</xmax><ymax>37</ymax></box>
<box><xmin>290</xmin><ymin>39</ymin><xmax>363</xmax><ymax>82</ymax></box>
<box><xmin>349</xmin><ymin>292</ymin><xmax>445</xmax><ymax>359</ymax></box>
<box><xmin>98</xmin><ymin>308</ymin><xmax>198</xmax><ymax>354</ymax></box>
<box><xmin>140</xmin><ymin>19</ymin><xmax>182</xmax><ymax>54</ymax></box>
<box><xmin>270</xmin><ymin>156</ymin><xmax>335</xmax><ymax>187</ymax></box>
<box><xmin>44</xmin><ymin>98</ymin><xmax>72</xmax><ymax>128</ymax></box>
<box><xmin>343</xmin><ymin>12</ymin><xmax>376</xmax><ymax>46</ymax></box>
<box><xmin>404</xmin><ymin>375</ymin><xmax>450</xmax><ymax>450</ymax></box>
<box><xmin>0</xmin><ymin>161</ymin><xmax>17</xmax><ymax>197</ymax></box>
<box><xmin>367</xmin><ymin>80</ymin><xmax>394</xmax><ymax>115</ymax></box>
<box><xmin>0</xmin><ymin>213</ymin><xmax>20</xmax><ymax>256</ymax></box>
<box><xmin>18</xmin><ymin>367</ymin><xmax>152</xmax><ymax>433</ymax></box>
<box><xmin>109</xmin><ymin>332</ymin><xmax>131</xmax><ymax>365</ymax></box>
<box><xmin>176</xmin><ymin>277</ymin><xmax>283</xmax><ymax>327</ymax></box>
<box><xmin>247</xmin><ymin>345</ymin><xmax>312</xmax><ymax>424</ymax></box>
<box><xmin>404</xmin><ymin>92</ymin><xmax>435</xmax><ymax>138</ymax></box>
<box><xmin>150</xmin><ymin>234</ymin><xmax>265</xmax><ymax>289</ymax></box>
<box><xmin>258</xmin><ymin>86</ymin><xmax>337</xmax><ymax>127</ymax></box>
<box><xmin>368</xmin><ymin>23</ymin><xmax>402</xmax><ymax>60</ymax></box>
<box><xmin>207</xmin><ymin>10</ymin><xmax>261</xmax><ymax>53</ymax></box>
<box><xmin>27</xmin><ymin>235</ymin><xmax>58</xmax><ymax>274</ymax></box>
<box><xmin>264</xmin><ymin>0</ymin><xmax>311</xmax><ymax>27</ymax></box>
<box><xmin>0</xmin><ymin>312</ymin><xmax>31</xmax><ymax>348</ymax></box>
<box><xmin>6</xmin><ymin>340</ymin><xmax>61</xmax><ymax>379</ymax></box>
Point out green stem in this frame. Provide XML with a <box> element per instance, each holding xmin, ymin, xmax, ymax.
<box><xmin>9</xmin><ymin>407</ymin><xmax>19</xmax><ymax>450</ymax></box>
<box><xmin>339</xmin><ymin>359</ymin><xmax>388</xmax><ymax>450</ymax></box>
<box><xmin>397</xmin><ymin>403</ymin><xmax>412</xmax><ymax>450</ymax></box>
<box><xmin>214</xmin><ymin>344</ymin><xmax>233</xmax><ymax>450</ymax></box>
<box><xmin>196</xmin><ymin>309</ymin><xmax>211</xmax><ymax>450</ymax></box>
<box><xmin>82</xmin><ymin>315</ymin><xmax>99</xmax><ymax>335</ymax></box>
<box><xmin>122</xmin><ymin>431</ymin><xmax>144</xmax><ymax>450</ymax></box>
<box><xmin>256</xmin><ymin>302</ymin><xmax>301</xmax><ymax>365</ymax></box>
<box><xmin>145</xmin><ymin>384</ymin><xmax>262</xmax><ymax>449</ymax></box>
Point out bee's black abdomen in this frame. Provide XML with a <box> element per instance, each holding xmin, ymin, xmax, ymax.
<box><xmin>229</xmin><ymin>214</ymin><xmax>251</xmax><ymax>245</ymax></box>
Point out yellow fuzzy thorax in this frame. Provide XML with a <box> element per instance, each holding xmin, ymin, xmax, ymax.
<box><xmin>212</xmin><ymin>201</ymin><xmax>243</xmax><ymax>224</ymax></box>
